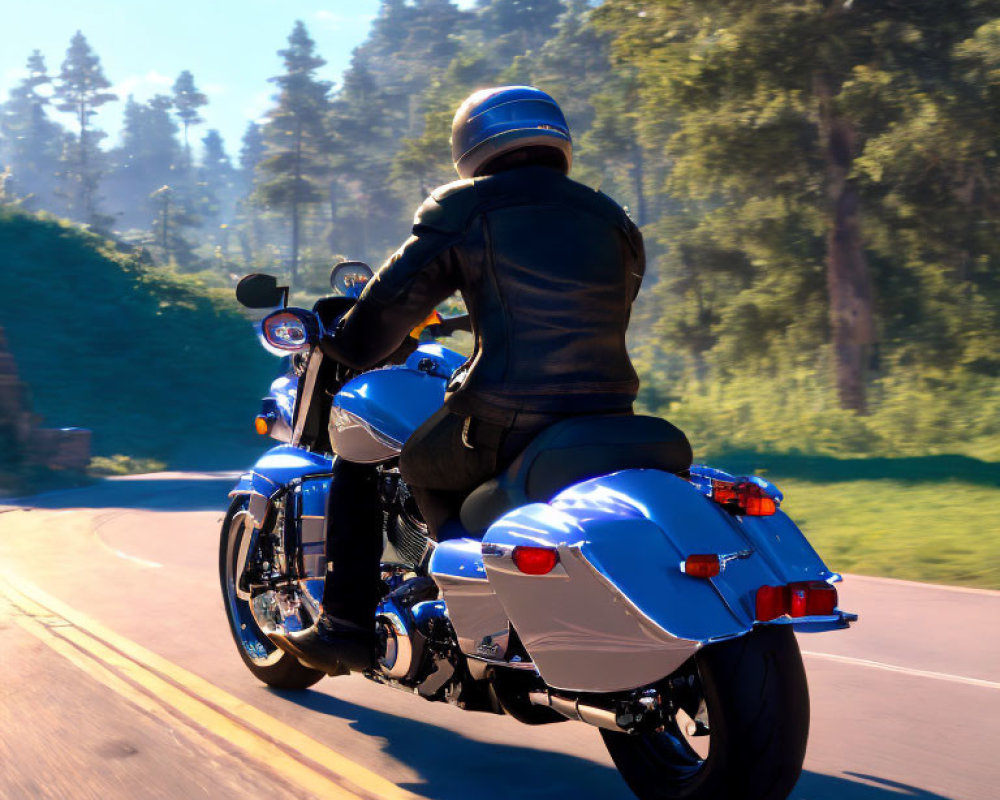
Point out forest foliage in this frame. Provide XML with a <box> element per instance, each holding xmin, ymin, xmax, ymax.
<box><xmin>1</xmin><ymin>0</ymin><xmax>998</xmax><ymax>464</ymax></box>
<box><xmin>0</xmin><ymin>208</ymin><xmax>275</xmax><ymax>469</ymax></box>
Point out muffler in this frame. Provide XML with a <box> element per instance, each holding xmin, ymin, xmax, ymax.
<box><xmin>527</xmin><ymin>691</ymin><xmax>625</xmax><ymax>732</ymax></box>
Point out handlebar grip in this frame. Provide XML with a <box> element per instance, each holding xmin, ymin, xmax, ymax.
<box><xmin>431</xmin><ymin>314</ymin><xmax>472</xmax><ymax>336</ymax></box>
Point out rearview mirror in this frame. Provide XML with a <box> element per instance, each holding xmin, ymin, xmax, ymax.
<box><xmin>330</xmin><ymin>261</ymin><xmax>374</xmax><ymax>298</ymax></box>
<box><xmin>236</xmin><ymin>273</ymin><xmax>288</xmax><ymax>309</ymax></box>
<box><xmin>259</xmin><ymin>308</ymin><xmax>320</xmax><ymax>354</ymax></box>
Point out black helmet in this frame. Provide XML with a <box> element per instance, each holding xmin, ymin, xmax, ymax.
<box><xmin>451</xmin><ymin>86</ymin><xmax>572</xmax><ymax>179</ymax></box>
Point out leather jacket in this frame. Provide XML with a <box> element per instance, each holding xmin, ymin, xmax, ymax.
<box><xmin>321</xmin><ymin>165</ymin><xmax>645</xmax><ymax>420</ymax></box>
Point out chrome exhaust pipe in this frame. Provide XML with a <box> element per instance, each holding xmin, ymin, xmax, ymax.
<box><xmin>528</xmin><ymin>691</ymin><xmax>625</xmax><ymax>732</ymax></box>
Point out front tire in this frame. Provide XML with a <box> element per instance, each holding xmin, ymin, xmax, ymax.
<box><xmin>219</xmin><ymin>496</ymin><xmax>325</xmax><ymax>690</ymax></box>
<box><xmin>602</xmin><ymin>625</ymin><xmax>809</xmax><ymax>800</ymax></box>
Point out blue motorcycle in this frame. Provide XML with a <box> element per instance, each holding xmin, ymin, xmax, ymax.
<box><xmin>221</xmin><ymin>263</ymin><xmax>856</xmax><ymax>800</ymax></box>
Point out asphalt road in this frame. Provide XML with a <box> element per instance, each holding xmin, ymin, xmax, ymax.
<box><xmin>1</xmin><ymin>473</ymin><xmax>998</xmax><ymax>800</ymax></box>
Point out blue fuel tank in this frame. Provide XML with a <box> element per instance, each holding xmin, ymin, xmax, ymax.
<box><xmin>329</xmin><ymin>343</ymin><xmax>467</xmax><ymax>463</ymax></box>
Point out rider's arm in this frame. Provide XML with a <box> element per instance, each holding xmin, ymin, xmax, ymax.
<box><xmin>320</xmin><ymin>182</ymin><xmax>472</xmax><ymax>370</ymax></box>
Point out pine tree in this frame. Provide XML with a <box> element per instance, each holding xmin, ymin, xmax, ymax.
<box><xmin>476</xmin><ymin>0</ymin><xmax>564</xmax><ymax>63</ymax></box>
<box><xmin>172</xmin><ymin>70</ymin><xmax>208</xmax><ymax>172</ymax></box>
<box><xmin>53</xmin><ymin>31</ymin><xmax>117</xmax><ymax>226</ymax></box>
<box><xmin>106</xmin><ymin>94</ymin><xmax>181</xmax><ymax>230</ymax></box>
<box><xmin>238</xmin><ymin>122</ymin><xmax>265</xmax><ymax>179</ymax></box>
<box><xmin>235</xmin><ymin>122</ymin><xmax>266</xmax><ymax>264</ymax></box>
<box><xmin>199</xmin><ymin>129</ymin><xmax>237</xmax><ymax>248</ymax></box>
<box><xmin>0</xmin><ymin>51</ymin><xmax>66</xmax><ymax>212</ymax></box>
<box><xmin>149</xmin><ymin>183</ymin><xmax>198</xmax><ymax>266</ymax></box>
<box><xmin>258</xmin><ymin>21</ymin><xmax>332</xmax><ymax>285</ymax></box>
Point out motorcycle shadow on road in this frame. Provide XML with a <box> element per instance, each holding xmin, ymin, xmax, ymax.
<box><xmin>793</xmin><ymin>772</ymin><xmax>955</xmax><ymax>800</ymax></box>
<box><xmin>272</xmin><ymin>689</ymin><xmax>953</xmax><ymax>800</ymax></box>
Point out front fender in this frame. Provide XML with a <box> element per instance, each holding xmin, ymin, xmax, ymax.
<box><xmin>228</xmin><ymin>444</ymin><xmax>335</xmax><ymax>500</ymax></box>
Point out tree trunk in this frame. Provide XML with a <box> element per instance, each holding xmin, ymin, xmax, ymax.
<box><xmin>631</xmin><ymin>142</ymin><xmax>646</xmax><ymax>227</ymax></box>
<box><xmin>815</xmin><ymin>74</ymin><xmax>875</xmax><ymax>413</ymax></box>
<box><xmin>161</xmin><ymin>193</ymin><xmax>170</xmax><ymax>255</ymax></box>
<box><xmin>78</xmin><ymin>104</ymin><xmax>90</xmax><ymax>222</ymax></box>
<box><xmin>328</xmin><ymin>181</ymin><xmax>337</xmax><ymax>254</ymax></box>
<box><xmin>290</xmin><ymin>201</ymin><xmax>300</xmax><ymax>287</ymax></box>
<box><xmin>291</xmin><ymin>127</ymin><xmax>302</xmax><ymax>287</ymax></box>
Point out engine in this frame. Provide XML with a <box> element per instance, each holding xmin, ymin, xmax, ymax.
<box><xmin>378</xmin><ymin>468</ymin><xmax>431</xmax><ymax>566</ymax></box>
<box><xmin>372</xmin><ymin>575</ymin><xmax>459</xmax><ymax>699</ymax></box>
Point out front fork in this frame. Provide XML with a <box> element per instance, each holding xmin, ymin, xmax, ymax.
<box><xmin>234</xmin><ymin>481</ymin><xmax>326</xmax><ymax>634</ymax></box>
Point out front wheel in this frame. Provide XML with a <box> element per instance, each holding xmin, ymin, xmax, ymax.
<box><xmin>602</xmin><ymin>625</ymin><xmax>809</xmax><ymax>800</ymax></box>
<box><xmin>219</xmin><ymin>496</ymin><xmax>325</xmax><ymax>690</ymax></box>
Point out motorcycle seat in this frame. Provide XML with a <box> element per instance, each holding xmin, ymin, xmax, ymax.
<box><xmin>459</xmin><ymin>414</ymin><xmax>693</xmax><ymax>536</ymax></box>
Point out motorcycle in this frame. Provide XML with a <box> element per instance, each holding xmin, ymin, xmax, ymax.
<box><xmin>220</xmin><ymin>262</ymin><xmax>856</xmax><ymax>800</ymax></box>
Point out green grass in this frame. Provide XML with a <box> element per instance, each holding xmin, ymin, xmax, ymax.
<box><xmin>696</xmin><ymin>452</ymin><xmax>1000</xmax><ymax>589</ymax></box>
<box><xmin>0</xmin><ymin>209</ymin><xmax>277</xmax><ymax>473</ymax></box>
<box><xmin>776</xmin><ymin>478</ymin><xmax>1000</xmax><ymax>589</ymax></box>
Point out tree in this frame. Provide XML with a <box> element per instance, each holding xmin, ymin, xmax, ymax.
<box><xmin>594</xmin><ymin>0</ymin><xmax>998</xmax><ymax>412</ymax></box>
<box><xmin>105</xmin><ymin>94</ymin><xmax>181</xmax><ymax>230</ymax></box>
<box><xmin>53</xmin><ymin>31</ymin><xmax>116</xmax><ymax>226</ymax></box>
<box><xmin>476</xmin><ymin>0</ymin><xmax>564</xmax><ymax>64</ymax></box>
<box><xmin>0</xmin><ymin>51</ymin><xmax>66</xmax><ymax>212</ymax></box>
<box><xmin>235</xmin><ymin>122</ymin><xmax>266</xmax><ymax>264</ymax></box>
<box><xmin>258</xmin><ymin>21</ymin><xmax>332</xmax><ymax>285</ymax></box>
<box><xmin>149</xmin><ymin>183</ymin><xmax>199</xmax><ymax>266</ymax></box>
<box><xmin>198</xmin><ymin>129</ymin><xmax>237</xmax><ymax>248</ymax></box>
<box><xmin>172</xmin><ymin>70</ymin><xmax>208</xmax><ymax>172</ymax></box>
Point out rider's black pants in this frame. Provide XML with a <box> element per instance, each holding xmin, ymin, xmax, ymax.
<box><xmin>322</xmin><ymin>458</ymin><xmax>383</xmax><ymax>627</ymax></box>
<box><xmin>323</xmin><ymin>404</ymin><xmax>624</xmax><ymax>622</ymax></box>
<box><xmin>398</xmin><ymin>405</ymin><xmax>571</xmax><ymax>540</ymax></box>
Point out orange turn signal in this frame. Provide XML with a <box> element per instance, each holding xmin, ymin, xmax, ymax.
<box><xmin>711</xmin><ymin>479</ymin><xmax>776</xmax><ymax>516</ymax></box>
<box><xmin>409</xmin><ymin>309</ymin><xmax>443</xmax><ymax>339</ymax></box>
<box><xmin>254</xmin><ymin>415</ymin><xmax>272</xmax><ymax>436</ymax></box>
<box><xmin>681</xmin><ymin>554</ymin><xmax>721</xmax><ymax>579</ymax></box>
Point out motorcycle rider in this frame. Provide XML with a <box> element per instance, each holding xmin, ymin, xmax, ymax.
<box><xmin>269</xmin><ymin>86</ymin><xmax>646</xmax><ymax>674</ymax></box>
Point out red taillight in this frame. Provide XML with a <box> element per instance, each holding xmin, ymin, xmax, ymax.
<box><xmin>712</xmin><ymin>480</ymin><xmax>738</xmax><ymax>505</ymax></box>
<box><xmin>756</xmin><ymin>585</ymin><xmax>789</xmax><ymax>621</ymax></box>
<box><xmin>711</xmin><ymin>480</ymin><xmax>776</xmax><ymax>516</ymax></box>
<box><xmin>681</xmin><ymin>554</ymin><xmax>721</xmax><ymax>579</ymax></box>
<box><xmin>512</xmin><ymin>546</ymin><xmax>559</xmax><ymax>575</ymax></box>
<box><xmin>789</xmin><ymin>581</ymin><xmax>838</xmax><ymax>616</ymax></box>
<box><xmin>756</xmin><ymin>582</ymin><xmax>838</xmax><ymax>621</ymax></box>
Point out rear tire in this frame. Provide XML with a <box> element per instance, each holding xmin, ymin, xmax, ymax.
<box><xmin>602</xmin><ymin>625</ymin><xmax>809</xmax><ymax>800</ymax></box>
<box><xmin>219</xmin><ymin>496</ymin><xmax>325</xmax><ymax>690</ymax></box>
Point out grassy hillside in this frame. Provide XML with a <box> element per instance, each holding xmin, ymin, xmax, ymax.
<box><xmin>0</xmin><ymin>210</ymin><xmax>277</xmax><ymax>471</ymax></box>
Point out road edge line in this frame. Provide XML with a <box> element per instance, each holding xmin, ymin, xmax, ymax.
<box><xmin>801</xmin><ymin>650</ymin><xmax>1000</xmax><ymax>690</ymax></box>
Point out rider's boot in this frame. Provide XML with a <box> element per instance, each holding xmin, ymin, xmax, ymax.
<box><xmin>269</xmin><ymin>614</ymin><xmax>374</xmax><ymax>674</ymax></box>
<box><xmin>269</xmin><ymin>459</ymin><xmax>382</xmax><ymax>674</ymax></box>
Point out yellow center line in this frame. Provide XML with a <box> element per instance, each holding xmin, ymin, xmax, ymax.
<box><xmin>1</xmin><ymin>573</ymin><xmax>420</xmax><ymax>800</ymax></box>
<box><xmin>10</xmin><ymin>612</ymin><xmax>232</xmax><ymax>764</ymax></box>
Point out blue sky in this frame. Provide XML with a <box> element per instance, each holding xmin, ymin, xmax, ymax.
<box><xmin>1</xmin><ymin>0</ymin><xmax>473</xmax><ymax>160</ymax></box>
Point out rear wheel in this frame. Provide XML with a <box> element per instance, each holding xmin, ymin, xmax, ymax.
<box><xmin>602</xmin><ymin>625</ymin><xmax>809</xmax><ymax>800</ymax></box>
<box><xmin>219</xmin><ymin>496</ymin><xmax>325</xmax><ymax>690</ymax></box>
